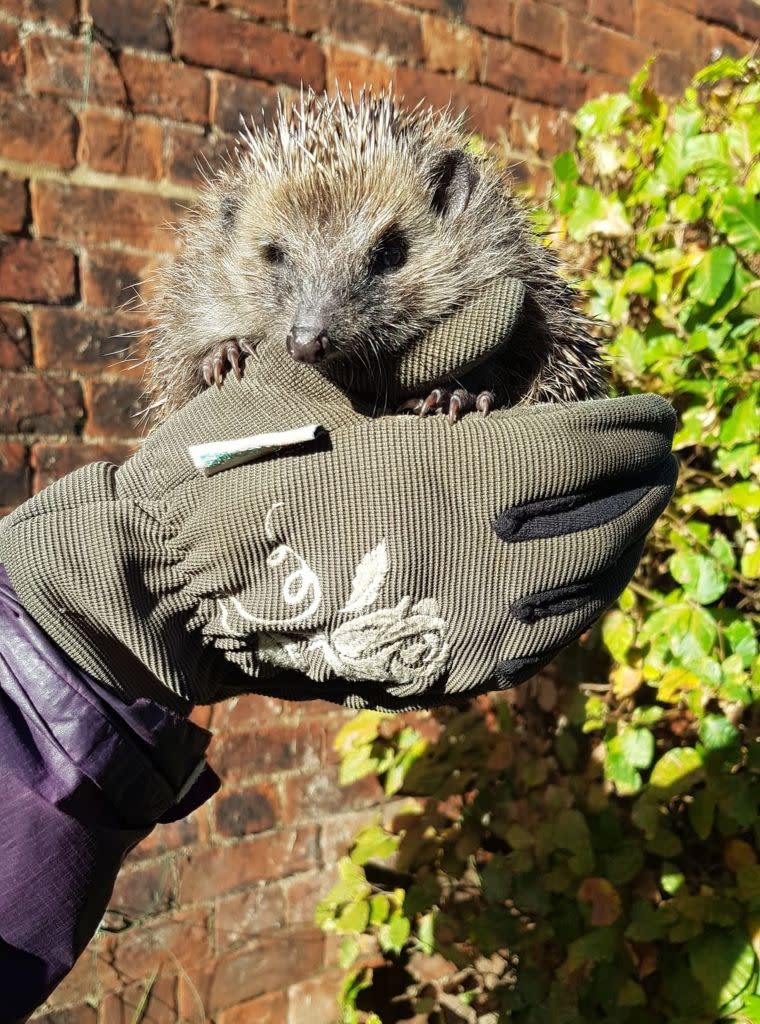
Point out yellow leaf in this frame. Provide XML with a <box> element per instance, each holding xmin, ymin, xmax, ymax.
<box><xmin>611</xmin><ymin>664</ymin><xmax>643</xmax><ymax>699</ymax></box>
<box><xmin>577</xmin><ymin>877</ymin><xmax>622</xmax><ymax>926</ymax></box>
<box><xmin>725</xmin><ymin>838</ymin><xmax>757</xmax><ymax>873</ymax></box>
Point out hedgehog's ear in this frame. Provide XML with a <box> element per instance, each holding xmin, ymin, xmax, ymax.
<box><xmin>429</xmin><ymin>149</ymin><xmax>479</xmax><ymax>219</ymax></box>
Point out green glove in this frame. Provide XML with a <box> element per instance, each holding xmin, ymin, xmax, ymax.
<box><xmin>0</xmin><ymin>303</ymin><xmax>676</xmax><ymax>712</ymax></box>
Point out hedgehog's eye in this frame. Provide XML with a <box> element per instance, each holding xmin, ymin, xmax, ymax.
<box><xmin>262</xmin><ymin>242</ymin><xmax>285</xmax><ymax>265</ymax></box>
<box><xmin>370</xmin><ymin>229</ymin><xmax>408</xmax><ymax>275</ymax></box>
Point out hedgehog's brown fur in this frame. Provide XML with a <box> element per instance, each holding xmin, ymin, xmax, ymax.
<box><xmin>145</xmin><ymin>87</ymin><xmax>606</xmax><ymax>419</ymax></box>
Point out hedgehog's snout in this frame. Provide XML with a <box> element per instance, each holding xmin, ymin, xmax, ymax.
<box><xmin>286</xmin><ymin>324</ymin><xmax>330</xmax><ymax>364</ymax></box>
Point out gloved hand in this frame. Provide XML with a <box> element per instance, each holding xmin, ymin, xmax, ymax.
<box><xmin>0</xmin><ymin>283</ymin><xmax>677</xmax><ymax>712</ymax></box>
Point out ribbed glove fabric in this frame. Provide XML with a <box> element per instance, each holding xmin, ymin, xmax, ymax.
<box><xmin>0</xmin><ymin>281</ymin><xmax>677</xmax><ymax>713</ymax></box>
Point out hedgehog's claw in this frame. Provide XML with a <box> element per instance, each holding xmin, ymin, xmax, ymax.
<box><xmin>476</xmin><ymin>390</ymin><xmax>495</xmax><ymax>415</ymax></box>
<box><xmin>201</xmin><ymin>338</ymin><xmax>254</xmax><ymax>390</ymax></box>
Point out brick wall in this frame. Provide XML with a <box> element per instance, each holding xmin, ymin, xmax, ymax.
<box><xmin>0</xmin><ymin>0</ymin><xmax>755</xmax><ymax>1021</ymax></box>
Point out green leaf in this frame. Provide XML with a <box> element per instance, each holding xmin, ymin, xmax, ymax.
<box><xmin>689</xmin><ymin>929</ymin><xmax>756</xmax><ymax>1010</ymax></box>
<box><xmin>690</xmin><ymin>246</ymin><xmax>736</xmax><ymax>305</ymax></box>
<box><xmin>670</xmin><ymin>552</ymin><xmax>730</xmax><ymax>604</ymax></box>
<box><xmin>602</xmin><ymin>609</ymin><xmax>636</xmax><ymax>662</ymax></box>
<box><xmin>698</xmin><ymin>714</ymin><xmax>740</xmax><ymax>752</ymax></box>
<box><xmin>337</xmin><ymin>899</ymin><xmax>371</xmax><ymax>934</ymax></box>
<box><xmin>369</xmin><ymin>893</ymin><xmax>390</xmax><ymax>925</ymax></box>
<box><xmin>715</xmin><ymin>187</ymin><xmax>760</xmax><ymax>252</ymax></box>
<box><xmin>617</xmin><ymin>727</ymin><xmax>655</xmax><ymax>769</ymax></box>
<box><xmin>726</xmin><ymin>994</ymin><xmax>760</xmax><ymax>1024</ymax></box>
<box><xmin>574</xmin><ymin>93</ymin><xmax>632</xmax><ymax>136</ymax></box>
<box><xmin>689</xmin><ymin>788</ymin><xmax>716</xmax><ymax>839</ymax></box>
<box><xmin>379</xmin><ymin>912</ymin><xmax>411</xmax><ymax>954</ymax></box>
<box><xmin>649</xmin><ymin>747</ymin><xmax>704</xmax><ymax>796</ymax></box>
<box><xmin>567</xmin><ymin>186</ymin><xmax>631</xmax><ymax>240</ymax></box>
<box><xmin>338</xmin><ymin>936</ymin><xmax>361</xmax><ymax>969</ymax></box>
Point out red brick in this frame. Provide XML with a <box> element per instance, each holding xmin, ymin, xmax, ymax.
<box><xmin>589</xmin><ymin>0</ymin><xmax>633</xmax><ymax>31</ymax></box>
<box><xmin>215</xmin><ymin>883</ymin><xmax>286</xmax><ymax>949</ymax></box>
<box><xmin>31</xmin><ymin>1007</ymin><xmax>97</xmax><ymax>1024</ymax></box>
<box><xmin>511</xmin><ymin>97</ymin><xmax>575</xmax><ymax>157</ymax></box>
<box><xmin>24</xmin><ymin>34</ymin><xmax>126</xmax><ymax>106</ymax></box>
<box><xmin>0</xmin><ymin>306</ymin><xmax>31</xmax><ymax>370</ymax></box>
<box><xmin>697</xmin><ymin>0</ymin><xmax>760</xmax><ymax>38</ymax></box>
<box><xmin>0</xmin><ymin>23</ymin><xmax>24</xmax><ymax>88</ymax></box>
<box><xmin>317</xmin><ymin>806</ymin><xmax>396</xmax><ymax>864</ymax></box>
<box><xmin>127</xmin><ymin>811</ymin><xmax>206</xmax><ymax>861</ymax></box>
<box><xmin>464</xmin><ymin>0</ymin><xmax>513</xmax><ymax>36</ymax></box>
<box><xmin>0</xmin><ymin>174</ymin><xmax>27</xmax><ymax>234</ymax></box>
<box><xmin>32</xmin><ymin>181</ymin><xmax>183</xmax><ymax>253</ymax></box>
<box><xmin>0</xmin><ymin>374</ymin><xmax>83</xmax><ymax>434</ymax></box>
<box><xmin>84</xmin><ymin>376</ymin><xmax>148</xmax><ymax>439</ymax></box>
<box><xmin>41</xmin><ymin>950</ymin><xmax>97</xmax><ymax>1008</ymax></box>
<box><xmin>87</xmin><ymin>0</ymin><xmax>170</xmax><ymax>52</ymax></box>
<box><xmin>209</xmin><ymin>720</ymin><xmax>322</xmax><ymax>782</ymax></box>
<box><xmin>99</xmin><ymin>908</ymin><xmax>211</xmax><ymax>990</ymax></box>
<box><xmin>179</xmin><ymin>929</ymin><xmax>323</xmax><ymax>1015</ymax></box>
<box><xmin>281</xmin><ymin>765</ymin><xmax>383</xmax><ymax>822</ymax></box>
<box><xmin>217</xmin><ymin>991</ymin><xmax>287</xmax><ymax>1024</ymax></box>
<box><xmin>210</xmin><ymin>72</ymin><xmax>280</xmax><ymax>135</ymax></box>
<box><xmin>32</xmin><ymin>307</ymin><xmax>138</xmax><ymax>373</ymax></box>
<box><xmin>108</xmin><ymin>858</ymin><xmax>176</xmax><ymax>920</ymax></box>
<box><xmin>98</xmin><ymin>975</ymin><xmax>178</xmax><ymax>1024</ymax></box>
<box><xmin>0</xmin><ymin>239</ymin><xmax>76</xmax><ymax>303</ymax></box>
<box><xmin>0</xmin><ymin>441</ymin><xmax>28</xmax><ymax>508</ymax></box>
<box><xmin>553</xmin><ymin>0</ymin><xmax>586</xmax><ymax>11</ymax></box>
<box><xmin>635</xmin><ymin>0</ymin><xmax>707</xmax><ymax>52</ymax></box>
<box><xmin>165</xmin><ymin>125</ymin><xmax>234</xmax><ymax>188</ymax></box>
<box><xmin>178</xmin><ymin>827</ymin><xmax>318</xmax><ymax>901</ymax></box>
<box><xmin>484</xmin><ymin>38</ymin><xmax>585</xmax><ymax>107</ymax></box>
<box><xmin>332</xmin><ymin>0</ymin><xmax>423</xmax><ymax>62</ymax></box>
<box><xmin>118</xmin><ymin>52</ymin><xmax>209</xmax><ymax>124</ymax></box>
<box><xmin>0</xmin><ymin>94</ymin><xmax>76</xmax><ymax>169</ymax></box>
<box><xmin>208</xmin><ymin>692</ymin><xmax>291</xmax><ymax>729</ymax></box>
<box><xmin>31</xmin><ymin>441</ymin><xmax>135</xmax><ymax>490</ymax></box>
<box><xmin>584</xmin><ymin>70</ymin><xmax>628</xmax><ymax>99</ymax></box>
<box><xmin>706</xmin><ymin>23</ymin><xmax>752</xmax><ymax>59</ymax></box>
<box><xmin>174</xmin><ymin>6</ymin><xmax>325</xmax><ymax>90</ymax></box>
<box><xmin>394</xmin><ymin>66</ymin><xmax>513</xmax><ymax>141</ymax></box>
<box><xmin>213</xmin><ymin>781</ymin><xmax>281</xmax><ymax>838</ymax></box>
<box><xmin>229</xmin><ymin>0</ymin><xmax>288</xmax><ymax>17</ymax></box>
<box><xmin>327</xmin><ymin>47</ymin><xmax>396</xmax><ymax>95</ymax></box>
<box><xmin>514</xmin><ymin>1</ymin><xmax>566</xmax><ymax>59</ymax></box>
<box><xmin>288</xmin><ymin>969</ymin><xmax>344</xmax><ymax>1024</ymax></box>
<box><xmin>283</xmin><ymin>868</ymin><xmax>338</xmax><ymax>926</ymax></box>
<box><xmin>81</xmin><ymin>250</ymin><xmax>162</xmax><ymax>310</ymax></box>
<box><xmin>78</xmin><ymin>111</ymin><xmax>164</xmax><ymax>181</ymax></box>
<box><xmin>288</xmin><ymin>0</ymin><xmax>329</xmax><ymax>34</ymax></box>
<box><xmin>651</xmin><ymin>51</ymin><xmax>698</xmax><ymax>96</ymax></box>
<box><xmin>7</xmin><ymin>0</ymin><xmax>77</xmax><ymax>24</ymax></box>
<box><xmin>565</xmin><ymin>17</ymin><xmax>650</xmax><ymax>77</ymax></box>
<box><xmin>422</xmin><ymin>14</ymin><xmax>482</xmax><ymax>80</ymax></box>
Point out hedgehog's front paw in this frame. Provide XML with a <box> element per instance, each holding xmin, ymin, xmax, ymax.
<box><xmin>201</xmin><ymin>338</ymin><xmax>257</xmax><ymax>388</ymax></box>
<box><xmin>399</xmin><ymin>387</ymin><xmax>495</xmax><ymax>424</ymax></box>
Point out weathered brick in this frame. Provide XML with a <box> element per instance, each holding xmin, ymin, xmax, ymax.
<box><xmin>31</xmin><ymin>1006</ymin><xmax>97</xmax><ymax>1024</ymax></box>
<box><xmin>165</xmin><ymin>125</ymin><xmax>233</xmax><ymax>187</ymax></box>
<box><xmin>229</xmin><ymin>0</ymin><xmax>288</xmax><ymax>18</ymax></box>
<box><xmin>0</xmin><ymin>374</ymin><xmax>83</xmax><ymax>434</ymax></box>
<box><xmin>81</xmin><ymin>250</ymin><xmax>162</xmax><ymax>310</ymax></box>
<box><xmin>0</xmin><ymin>22</ymin><xmax>24</xmax><ymax>88</ymax></box>
<box><xmin>179</xmin><ymin>929</ymin><xmax>323</xmax><ymax>1016</ymax></box>
<box><xmin>318</xmin><ymin>806</ymin><xmax>396</xmax><ymax>864</ymax></box>
<box><xmin>178</xmin><ymin>827</ymin><xmax>318</xmax><ymax>902</ymax></box>
<box><xmin>216</xmin><ymin>991</ymin><xmax>287</xmax><ymax>1024</ymax></box>
<box><xmin>514</xmin><ymin>1</ymin><xmax>565</xmax><ymax>59</ymax></box>
<box><xmin>0</xmin><ymin>306</ymin><xmax>31</xmax><ymax>370</ymax></box>
<box><xmin>283</xmin><ymin>868</ymin><xmax>338</xmax><ymax>926</ymax></box>
<box><xmin>88</xmin><ymin>0</ymin><xmax>170</xmax><ymax>52</ymax></box>
<box><xmin>288</xmin><ymin>969</ymin><xmax>344</xmax><ymax>1024</ymax></box>
<box><xmin>553</xmin><ymin>0</ymin><xmax>586</xmax><ymax>12</ymax></box>
<box><xmin>281</xmin><ymin>765</ymin><xmax>383</xmax><ymax>821</ymax></box>
<box><xmin>327</xmin><ymin>47</ymin><xmax>395</xmax><ymax>95</ymax></box>
<box><xmin>565</xmin><ymin>17</ymin><xmax>650</xmax><ymax>77</ymax></box>
<box><xmin>99</xmin><ymin>908</ymin><xmax>211</xmax><ymax>991</ymax></box>
<box><xmin>651</xmin><ymin>51</ymin><xmax>698</xmax><ymax>97</ymax></box>
<box><xmin>696</xmin><ymin>0</ymin><xmax>760</xmax><ymax>38</ymax></box>
<box><xmin>705</xmin><ymin>23</ymin><xmax>752</xmax><ymax>59</ymax></box>
<box><xmin>108</xmin><ymin>857</ymin><xmax>176</xmax><ymax>920</ymax></box>
<box><xmin>511</xmin><ymin>97</ymin><xmax>575</xmax><ymax>157</ymax></box>
<box><xmin>635</xmin><ymin>0</ymin><xmax>707</xmax><ymax>53</ymax></box>
<box><xmin>288</xmin><ymin>0</ymin><xmax>330</xmax><ymax>34</ymax></box>
<box><xmin>210</xmin><ymin>72</ymin><xmax>280</xmax><ymax>135</ymax></box>
<box><xmin>24</xmin><ymin>34</ymin><xmax>126</xmax><ymax>106</ymax></box>
<box><xmin>332</xmin><ymin>0</ymin><xmax>424</xmax><ymax>62</ymax></box>
<box><xmin>127</xmin><ymin>811</ymin><xmax>205</xmax><ymax>862</ymax></box>
<box><xmin>175</xmin><ymin>7</ymin><xmax>326</xmax><ymax>90</ymax></box>
<box><xmin>0</xmin><ymin>239</ymin><xmax>76</xmax><ymax>303</ymax></box>
<box><xmin>83</xmin><ymin>376</ymin><xmax>147</xmax><ymax>438</ymax></box>
<box><xmin>0</xmin><ymin>174</ymin><xmax>27</xmax><ymax>234</ymax></box>
<box><xmin>78</xmin><ymin>111</ymin><xmax>164</xmax><ymax>181</ymax></box>
<box><xmin>394</xmin><ymin>66</ymin><xmax>513</xmax><ymax>140</ymax></box>
<box><xmin>31</xmin><ymin>441</ymin><xmax>134</xmax><ymax>490</ymax></box>
<box><xmin>589</xmin><ymin>0</ymin><xmax>633</xmax><ymax>31</ymax></box>
<box><xmin>464</xmin><ymin>0</ymin><xmax>513</xmax><ymax>36</ymax></box>
<box><xmin>98</xmin><ymin>975</ymin><xmax>178</xmax><ymax>1024</ymax></box>
<box><xmin>484</xmin><ymin>38</ymin><xmax>585</xmax><ymax>107</ymax></box>
<box><xmin>584</xmin><ymin>69</ymin><xmax>628</xmax><ymax>99</ymax></box>
<box><xmin>32</xmin><ymin>181</ymin><xmax>183</xmax><ymax>253</ymax></box>
<box><xmin>422</xmin><ymin>14</ymin><xmax>482</xmax><ymax>80</ymax></box>
<box><xmin>6</xmin><ymin>0</ymin><xmax>77</xmax><ymax>25</ymax></box>
<box><xmin>0</xmin><ymin>441</ymin><xmax>28</xmax><ymax>508</ymax></box>
<box><xmin>0</xmin><ymin>94</ymin><xmax>76</xmax><ymax>169</ymax></box>
<box><xmin>209</xmin><ymin>720</ymin><xmax>322</xmax><ymax>782</ymax></box>
<box><xmin>32</xmin><ymin>308</ymin><xmax>139</xmax><ymax>373</ymax></box>
<box><xmin>215</xmin><ymin>883</ymin><xmax>286</xmax><ymax>949</ymax></box>
<box><xmin>213</xmin><ymin>781</ymin><xmax>281</xmax><ymax>838</ymax></box>
<box><xmin>119</xmin><ymin>52</ymin><xmax>210</xmax><ymax>124</ymax></box>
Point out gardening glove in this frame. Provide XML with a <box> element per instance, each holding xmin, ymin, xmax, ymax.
<box><xmin>0</xmin><ymin>280</ymin><xmax>676</xmax><ymax>712</ymax></box>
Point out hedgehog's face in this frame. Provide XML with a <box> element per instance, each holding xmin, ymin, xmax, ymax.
<box><xmin>227</xmin><ymin>147</ymin><xmax>485</xmax><ymax>371</ymax></box>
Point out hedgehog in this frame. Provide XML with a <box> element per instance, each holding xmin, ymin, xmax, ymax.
<box><xmin>144</xmin><ymin>87</ymin><xmax>606</xmax><ymax>422</ymax></box>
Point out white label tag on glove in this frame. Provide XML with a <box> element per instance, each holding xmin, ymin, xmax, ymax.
<box><xmin>188</xmin><ymin>425</ymin><xmax>323</xmax><ymax>476</ymax></box>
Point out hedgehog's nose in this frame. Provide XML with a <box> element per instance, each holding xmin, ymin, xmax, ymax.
<box><xmin>286</xmin><ymin>326</ymin><xmax>329</xmax><ymax>364</ymax></box>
